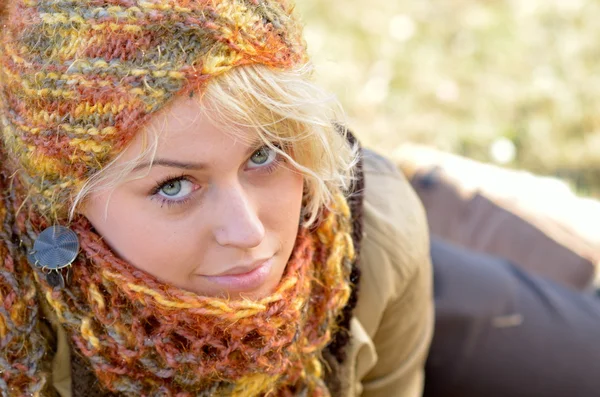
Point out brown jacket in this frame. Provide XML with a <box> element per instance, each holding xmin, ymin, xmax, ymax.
<box><xmin>43</xmin><ymin>150</ymin><xmax>434</xmax><ymax>397</ymax></box>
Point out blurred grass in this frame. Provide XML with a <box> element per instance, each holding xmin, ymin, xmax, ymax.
<box><xmin>297</xmin><ymin>0</ymin><xmax>600</xmax><ymax>196</ymax></box>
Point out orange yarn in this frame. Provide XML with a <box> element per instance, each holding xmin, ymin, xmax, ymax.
<box><xmin>11</xmin><ymin>191</ymin><xmax>354</xmax><ymax>396</ymax></box>
<box><xmin>0</xmin><ymin>1</ymin><xmax>358</xmax><ymax>395</ymax></box>
<box><xmin>0</xmin><ymin>0</ymin><xmax>307</xmax><ymax>220</ymax></box>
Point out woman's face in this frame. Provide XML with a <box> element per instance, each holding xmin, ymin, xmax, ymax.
<box><xmin>83</xmin><ymin>95</ymin><xmax>304</xmax><ymax>300</ymax></box>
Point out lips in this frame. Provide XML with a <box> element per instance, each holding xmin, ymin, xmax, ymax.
<box><xmin>213</xmin><ymin>258</ymin><xmax>272</xmax><ymax>277</ymax></box>
<box><xmin>200</xmin><ymin>257</ymin><xmax>275</xmax><ymax>293</ymax></box>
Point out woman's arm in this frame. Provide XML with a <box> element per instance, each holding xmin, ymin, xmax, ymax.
<box><xmin>360</xmin><ymin>246</ymin><xmax>434</xmax><ymax>396</ymax></box>
<box><xmin>354</xmin><ymin>150</ymin><xmax>434</xmax><ymax>396</ymax></box>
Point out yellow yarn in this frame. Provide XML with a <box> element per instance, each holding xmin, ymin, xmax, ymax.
<box><xmin>88</xmin><ymin>284</ymin><xmax>106</xmax><ymax>311</ymax></box>
<box><xmin>80</xmin><ymin>318</ymin><xmax>101</xmax><ymax>350</ymax></box>
<box><xmin>231</xmin><ymin>373</ymin><xmax>279</xmax><ymax>397</ymax></box>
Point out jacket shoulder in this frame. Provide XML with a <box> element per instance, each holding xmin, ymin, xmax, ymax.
<box><xmin>354</xmin><ymin>148</ymin><xmax>431</xmax><ymax>337</ymax></box>
<box><xmin>349</xmin><ymin>150</ymin><xmax>433</xmax><ymax>396</ymax></box>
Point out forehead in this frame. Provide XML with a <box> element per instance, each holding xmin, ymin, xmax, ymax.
<box><xmin>124</xmin><ymin>95</ymin><xmax>260</xmax><ymax>164</ymax></box>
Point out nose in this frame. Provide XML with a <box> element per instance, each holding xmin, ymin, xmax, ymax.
<box><xmin>212</xmin><ymin>184</ymin><xmax>265</xmax><ymax>249</ymax></box>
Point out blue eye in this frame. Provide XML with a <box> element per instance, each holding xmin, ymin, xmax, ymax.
<box><xmin>247</xmin><ymin>146</ymin><xmax>277</xmax><ymax>169</ymax></box>
<box><xmin>154</xmin><ymin>178</ymin><xmax>197</xmax><ymax>202</ymax></box>
<box><xmin>161</xmin><ymin>180</ymin><xmax>183</xmax><ymax>196</ymax></box>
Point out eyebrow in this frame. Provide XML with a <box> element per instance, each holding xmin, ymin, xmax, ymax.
<box><xmin>132</xmin><ymin>159</ymin><xmax>206</xmax><ymax>172</ymax></box>
<box><xmin>132</xmin><ymin>143</ymin><xmax>263</xmax><ymax>172</ymax></box>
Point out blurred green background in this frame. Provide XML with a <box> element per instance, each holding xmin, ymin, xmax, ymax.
<box><xmin>297</xmin><ymin>0</ymin><xmax>600</xmax><ymax>196</ymax></box>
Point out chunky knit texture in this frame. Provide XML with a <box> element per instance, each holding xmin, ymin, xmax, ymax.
<box><xmin>0</xmin><ymin>0</ymin><xmax>306</xmax><ymax>220</ymax></box>
<box><xmin>0</xmin><ymin>166</ymin><xmax>355</xmax><ymax>395</ymax></box>
<box><xmin>34</xmin><ymin>196</ymin><xmax>353</xmax><ymax>396</ymax></box>
<box><xmin>0</xmin><ymin>1</ymin><xmax>364</xmax><ymax>395</ymax></box>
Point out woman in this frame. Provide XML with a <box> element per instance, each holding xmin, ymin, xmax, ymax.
<box><xmin>0</xmin><ymin>1</ymin><xmax>433</xmax><ymax>396</ymax></box>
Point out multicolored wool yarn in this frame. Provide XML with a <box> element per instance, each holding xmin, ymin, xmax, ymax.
<box><xmin>0</xmin><ymin>1</ymin><xmax>361</xmax><ymax>396</ymax></box>
<box><xmin>11</xmin><ymin>187</ymin><xmax>355</xmax><ymax>396</ymax></box>
<box><xmin>0</xmin><ymin>0</ymin><xmax>306</xmax><ymax>220</ymax></box>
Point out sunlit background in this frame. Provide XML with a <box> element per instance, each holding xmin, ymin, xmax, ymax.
<box><xmin>297</xmin><ymin>0</ymin><xmax>600</xmax><ymax>196</ymax></box>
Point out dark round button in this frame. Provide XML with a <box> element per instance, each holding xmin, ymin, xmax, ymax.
<box><xmin>32</xmin><ymin>226</ymin><xmax>79</xmax><ymax>270</ymax></box>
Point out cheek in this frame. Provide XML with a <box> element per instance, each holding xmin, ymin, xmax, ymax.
<box><xmin>262</xmin><ymin>171</ymin><xmax>304</xmax><ymax>244</ymax></box>
<box><xmin>83</xmin><ymin>191</ymin><xmax>197</xmax><ymax>284</ymax></box>
<box><xmin>84</xmin><ymin>191</ymin><xmax>147</xmax><ymax>261</ymax></box>
<box><xmin>83</xmin><ymin>168</ymin><xmax>306</xmax><ymax>292</ymax></box>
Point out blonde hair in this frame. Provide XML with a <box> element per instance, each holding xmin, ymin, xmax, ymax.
<box><xmin>71</xmin><ymin>63</ymin><xmax>358</xmax><ymax>226</ymax></box>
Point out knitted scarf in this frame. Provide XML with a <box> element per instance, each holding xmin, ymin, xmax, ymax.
<box><xmin>1</xmin><ymin>171</ymin><xmax>359</xmax><ymax>396</ymax></box>
<box><xmin>0</xmin><ymin>1</ymin><xmax>364</xmax><ymax>395</ymax></box>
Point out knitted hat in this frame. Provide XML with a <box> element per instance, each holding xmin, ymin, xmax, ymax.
<box><xmin>0</xmin><ymin>0</ymin><xmax>307</xmax><ymax>220</ymax></box>
<box><xmin>0</xmin><ymin>2</ymin><xmax>367</xmax><ymax>396</ymax></box>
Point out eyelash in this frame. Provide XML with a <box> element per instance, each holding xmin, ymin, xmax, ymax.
<box><xmin>150</xmin><ymin>173</ymin><xmax>192</xmax><ymax>209</ymax></box>
<box><xmin>254</xmin><ymin>157</ymin><xmax>281</xmax><ymax>174</ymax></box>
<box><xmin>149</xmin><ymin>146</ymin><xmax>283</xmax><ymax>209</ymax></box>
